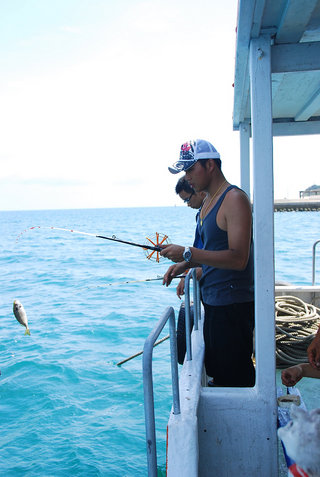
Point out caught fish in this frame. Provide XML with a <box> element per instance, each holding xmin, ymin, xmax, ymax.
<box><xmin>13</xmin><ymin>300</ymin><xmax>31</xmax><ymax>335</ymax></box>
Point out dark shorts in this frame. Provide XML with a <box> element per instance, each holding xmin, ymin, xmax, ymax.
<box><xmin>203</xmin><ymin>301</ymin><xmax>255</xmax><ymax>387</ymax></box>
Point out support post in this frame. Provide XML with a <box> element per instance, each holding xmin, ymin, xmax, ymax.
<box><xmin>240</xmin><ymin>121</ymin><xmax>251</xmax><ymax>198</ymax></box>
<box><xmin>249</xmin><ymin>34</ymin><xmax>277</xmax><ymax>476</ymax></box>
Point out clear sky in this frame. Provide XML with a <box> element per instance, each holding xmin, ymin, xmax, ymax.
<box><xmin>0</xmin><ymin>0</ymin><xmax>318</xmax><ymax>211</ymax></box>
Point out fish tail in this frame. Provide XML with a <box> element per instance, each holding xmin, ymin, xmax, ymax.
<box><xmin>24</xmin><ymin>328</ymin><xmax>31</xmax><ymax>336</ymax></box>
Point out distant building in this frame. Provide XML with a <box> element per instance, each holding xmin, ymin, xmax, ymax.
<box><xmin>299</xmin><ymin>184</ymin><xmax>320</xmax><ymax>198</ymax></box>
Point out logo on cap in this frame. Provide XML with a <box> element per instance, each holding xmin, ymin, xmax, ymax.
<box><xmin>181</xmin><ymin>142</ymin><xmax>193</xmax><ymax>152</ymax></box>
<box><xmin>180</xmin><ymin>141</ymin><xmax>194</xmax><ymax>161</ymax></box>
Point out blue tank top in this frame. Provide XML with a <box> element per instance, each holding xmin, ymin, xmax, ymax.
<box><xmin>198</xmin><ymin>185</ymin><xmax>254</xmax><ymax>306</ymax></box>
<box><xmin>193</xmin><ymin>211</ymin><xmax>203</xmax><ymax>249</ymax></box>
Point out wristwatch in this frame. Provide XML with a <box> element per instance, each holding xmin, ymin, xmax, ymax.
<box><xmin>183</xmin><ymin>247</ymin><xmax>192</xmax><ymax>262</ymax></box>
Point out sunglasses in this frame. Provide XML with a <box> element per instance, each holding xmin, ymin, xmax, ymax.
<box><xmin>183</xmin><ymin>191</ymin><xmax>194</xmax><ymax>203</ymax></box>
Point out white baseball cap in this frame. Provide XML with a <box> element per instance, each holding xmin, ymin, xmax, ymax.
<box><xmin>168</xmin><ymin>139</ymin><xmax>220</xmax><ymax>174</ymax></box>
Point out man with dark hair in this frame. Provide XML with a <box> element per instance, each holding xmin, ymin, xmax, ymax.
<box><xmin>174</xmin><ymin>175</ymin><xmax>205</xmax><ymax>298</ymax></box>
<box><xmin>162</xmin><ymin>139</ymin><xmax>255</xmax><ymax>387</ymax></box>
<box><xmin>175</xmin><ymin>175</ymin><xmax>205</xmax><ymax>213</ymax></box>
<box><xmin>174</xmin><ymin>175</ymin><xmax>205</xmax><ymax>364</ymax></box>
<box><xmin>175</xmin><ymin>175</ymin><xmax>192</xmax><ymax>193</ymax></box>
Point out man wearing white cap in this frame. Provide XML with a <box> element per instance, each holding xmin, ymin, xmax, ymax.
<box><xmin>162</xmin><ymin>139</ymin><xmax>255</xmax><ymax>387</ymax></box>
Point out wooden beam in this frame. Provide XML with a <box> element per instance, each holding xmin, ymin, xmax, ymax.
<box><xmin>295</xmin><ymin>86</ymin><xmax>320</xmax><ymax>120</ymax></box>
<box><xmin>271</xmin><ymin>42</ymin><xmax>320</xmax><ymax>73</ymax></box>
<box><xmin>233</xmin><ymin>0</ymin><xmax>266</xmax><ymax>129</ymax></box>
<box><xmin>276</xmin><ymin>0</ymin><xmax>318</xmax><ymax>43</ymax></box>
<box><xmin>272</xmin><ymin>118</ymin><xmax>320</xmax><ymax>135</ymax></box>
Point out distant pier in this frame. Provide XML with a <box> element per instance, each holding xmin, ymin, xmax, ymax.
<box><xmin>274</xmin><ymin>198</ymin><xmax>320</xmax><ymax>212</ymax></box>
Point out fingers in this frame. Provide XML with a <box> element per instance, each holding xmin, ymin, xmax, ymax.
<box><xmin>163</xmin><ymin>271</ymin><xmax>172</xmax><ymax>287</ymax></box>
<box><xmin>160</xmin><ymin>243</ymin><xmax>170</xmax><ymax>257</ymax></box>
<box><xmin>195</xmin><ymin>267</ymin><xmax>202</xmax><ymax>281</ymax></box>
<box><xmin>281</xmin><ymin>370</ymin><xmax>296</xmax><ymax>387</ymax></box>
<box><xmin>307</xmin><ymin>339</ymin><xmax>320</xmax><ymax>369</ymax></box>
<box><xmin>176</xmin><ymin>279</ymin><xmax>185</xmax><ymax>299</ymax></box>
<box><xmin>307</xmin><ymin>348</ymin><xmax>317</xmax><ymax>369</ymax></box>
<box><xmin>160</xmin><ymin>244</ymin><xmax>184</xmax><ymax>263</ymax></box>
<box><xmin>163</xmin><ymin>265</ymin><xmax>177</xmax><ymax>287</ymax></box>
<box><xmin>281</xmin><ymin>366</ymin><xmax>302</xmax><ymax>387</ymax></box>
<box><xmin>313</xmin><ymin>345</ymin><xmax>320</xmax><ymax>368</ymax></box>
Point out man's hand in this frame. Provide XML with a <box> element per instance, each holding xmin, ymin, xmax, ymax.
<box><xmin>307</xmin><ymin>334</ymin><xmax>320</xmax><ymax>369</ymax></box>
<box><xmin>163</xmin><ymin>262</ymin><xmax>187</xmax><ymax>287</ymax></box>
<box><xmin>195</xmin><ymin>267</ymin><xmax>202</xmax><ymax>281</ymax></box>
<box><xmin>160</xmin><ymin>244</ymin><xmax>185</xmax><ymax>263</ymax></box>
<box><xmin>281</xmin><ymin>365</ymin><xmax>303</xmax><ymax>387</ymax></box>
<box><xmin>176</xmin><ymin>277</ymin><xmax>185</xmax><ymax>299</ymax></box>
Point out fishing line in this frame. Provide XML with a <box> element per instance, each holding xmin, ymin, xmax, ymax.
<box><xmin>16</xmin><ymin>226</ymin><xmax>170</xmax><ymax>262</ymax></box>
<box><xmin>81</xmin><ymin>275</ymin><xmax>186</xmax><ymax>290</ymax></box>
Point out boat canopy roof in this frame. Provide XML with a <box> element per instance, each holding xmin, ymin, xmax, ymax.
<box><xmin>233</xmin><ymin>0</ymin><xmax>320</xmax><ymax>135</ymax></box>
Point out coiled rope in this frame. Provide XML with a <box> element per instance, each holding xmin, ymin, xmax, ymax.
<box><xmin>275</xmin><ymin>295</ymin><xmax>320</xmax><ymax>368</ymax></box>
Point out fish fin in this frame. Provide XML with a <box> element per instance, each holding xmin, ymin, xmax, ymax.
<box><xmin>24</xmin><ymin>329</ymin><xmax>31</xmax><ymax>336</ymax></box>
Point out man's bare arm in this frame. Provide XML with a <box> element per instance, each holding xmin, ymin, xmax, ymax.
<box><xmin>161</xmin><ymin>190</ymin><xmax>252</xmax><ymax>271</ymax></box>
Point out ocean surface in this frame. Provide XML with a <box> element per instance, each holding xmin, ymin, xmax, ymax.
<box><xmin>1</xmin><ymin>207</ymin><xmax>319</xmax><ymax>476</ymax></box>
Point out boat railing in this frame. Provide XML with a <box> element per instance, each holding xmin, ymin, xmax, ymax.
<box><xmin>312</xmin><ymin>239</ymin><xmax>320</xmax><ymax>285</ymax></box>
<box><xmin>183</xmin><ymin>268</ymin><xmax>201</xmax><ymax>360</ymax></box>
<box><xmin>142</xmin><ymin>268</ymin><xmax>201</xmax><ymax>477</ymax></box>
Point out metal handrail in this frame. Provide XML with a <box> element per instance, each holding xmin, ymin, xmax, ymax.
<box><xmin>184</xmin><ymin>273</ymin><xmax>193</xmax><ymax>361</ymax></box>
<box><xmin>142</xmin><ymin>270</ymin><xmax>201</xmax><ymax>476</ymax></box>
<box><xmin>192</xmin><ymin>268</ymin><xmax>201</xmax><ymax>329</ymax></box>
<box><xmin>184</xmin><ymin>268</ymin><xmax>201</xmax><ymax>360</ymax></box>
<box><xmin>312</xmin><ymin>239</ymin><xmax>320</xmax><ymax>285</ymax></box>
<box><xmin>142</xmin><ymin>306</ymin><xmax>180</xmax><ymax>477</ymax></box>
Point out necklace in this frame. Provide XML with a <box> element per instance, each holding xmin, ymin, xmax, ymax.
<box><xmin>200</xmin><ymin>180</ymin><xmax>227</xmax><ymax>226</ymax></box>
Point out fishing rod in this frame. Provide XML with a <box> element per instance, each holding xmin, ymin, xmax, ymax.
<box><xmin>17</xmin><ymin>226</ymin><xmax>163</xmax><ymax>252</ymax></box>
<box><xmin>116</xmin><ymin>334</ymin><xmax>170</xmax><ymax>366</ymax></box>
<box><xmin>97</xmin><ymin>233</ymin><xmax>162</xmax><ymax>251</ymax></box>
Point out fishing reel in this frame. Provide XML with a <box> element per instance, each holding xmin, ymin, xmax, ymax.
<box><xmin>144</xmin><ymin>233</ymin><xmax>170</xmax><ymax>263</ymax></box>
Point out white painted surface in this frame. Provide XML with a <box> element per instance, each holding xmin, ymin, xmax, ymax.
<box><xmin>240</xmin><ymin>121</ymin><xmax>251</xmax><ymax>198</ymax></box>
<box><xmin>166</xmin><ymin>318</ymin><xmax>204</xmax><ymax>477</ymax></box>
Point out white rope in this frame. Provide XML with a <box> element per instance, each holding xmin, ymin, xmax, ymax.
<box><xmin>275</xmin><ymin>295</ymin><xmax>320</xmax><ymax>368</ymax></box>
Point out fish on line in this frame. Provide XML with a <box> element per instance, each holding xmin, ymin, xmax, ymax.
<box><xmin>13</xmin><ymin>300</ymin><xmax>31</xmax><ymax>335</ymax></box>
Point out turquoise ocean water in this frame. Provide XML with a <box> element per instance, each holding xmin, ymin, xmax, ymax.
<box><xmin>1</xmin><ymin>207</ymin><xmax>320</xmax><ymax>476</ymax></box>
